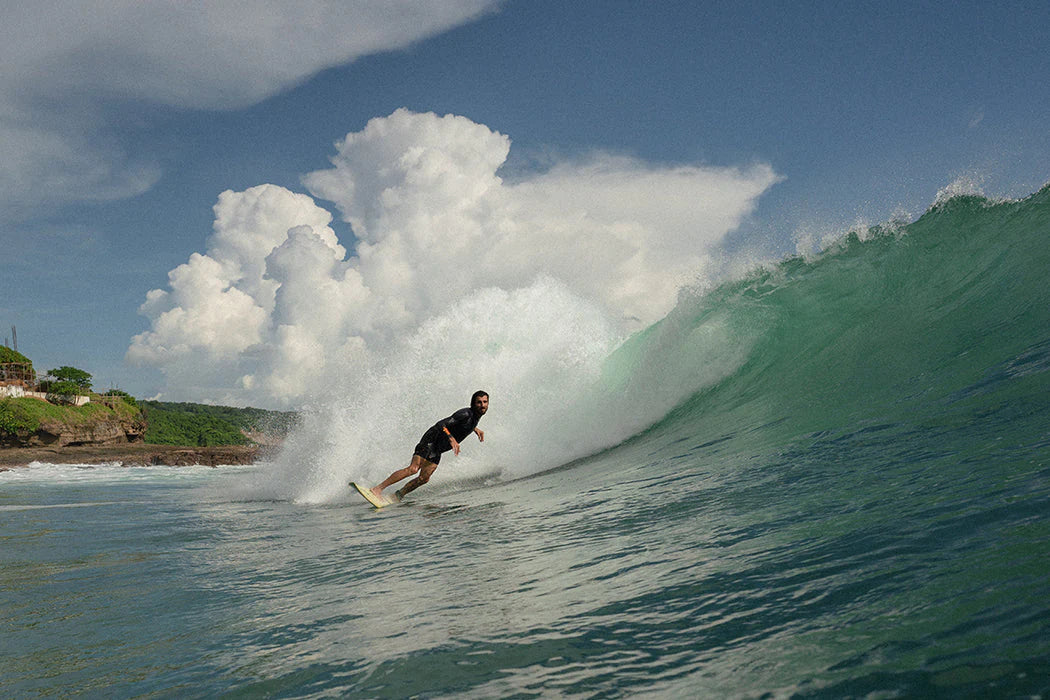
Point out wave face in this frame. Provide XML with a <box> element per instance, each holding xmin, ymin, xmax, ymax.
<box><xmin>633</xmin><ymin>184</ymin><xmax>1050</xmax><ymax>454</ymax></box>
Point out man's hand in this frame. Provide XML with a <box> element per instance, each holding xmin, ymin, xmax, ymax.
<box><xmin>475</xmin><ymin>428</ymin><xmax>485</xmax><ymax>442</ymax></box>
<box><xmin>451</xmin><ymin>436</ymin><xmax>461</xmax><ymax>455</ymax></box>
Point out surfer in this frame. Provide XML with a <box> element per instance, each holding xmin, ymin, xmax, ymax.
<box><xmin>369</xmin><ymin>391</ymin><xmax>489</xmax><ymax>502</ymax></box>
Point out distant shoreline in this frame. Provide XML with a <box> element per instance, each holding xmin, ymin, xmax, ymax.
<box><xmin>0</xmin><ymin>444</ymin><xmax>274</xmax><ymax>469</ymax></box>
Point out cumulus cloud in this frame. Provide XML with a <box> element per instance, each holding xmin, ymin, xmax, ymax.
<box><xmin>304</xmin><ymin>109</ymin><xmax>779</xmax><ymax>326</ymax></box>
<box><xmin>0</xmin><ymin>0</ymin><xmax>500</xmax><ymax>215</ymax></box>
<box><xmin>129</xmin><ymin>109</ymin><xmax>781</xmax><ymax>410</ymax></box>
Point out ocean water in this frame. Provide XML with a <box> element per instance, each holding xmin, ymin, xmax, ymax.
<box><xmin>3</xmin><ymin>186</ymin><xmax>1050</xmax><ymax>697</ymax></box>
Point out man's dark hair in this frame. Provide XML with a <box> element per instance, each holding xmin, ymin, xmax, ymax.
<box><xmin>472</xmin><ymin>390</ymin><xmax>489</xmax><ymax>403</ymax></box>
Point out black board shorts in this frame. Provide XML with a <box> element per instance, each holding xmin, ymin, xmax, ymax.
<box><xmin>413</xmin><ymin>427</ymin><xmax>446</xmax><ymax>465</ymax></box>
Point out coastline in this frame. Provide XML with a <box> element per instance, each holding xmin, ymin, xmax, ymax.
<box><xmin>0</xmin><ymin>443</ymin><xmax>272</xmax><ymax>469</ymax></box>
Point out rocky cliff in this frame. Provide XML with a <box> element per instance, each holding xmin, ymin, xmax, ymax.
<box><xmin>0</xmin><ymin>443</ymin><xmax>265</xmax><ymax>468</ymax></box>
<box><xmin>1</xmin><ymin>416</ymin><xmax>146</xmax><ymax>448</ymax></box>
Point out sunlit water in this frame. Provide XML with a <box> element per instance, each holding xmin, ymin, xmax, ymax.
<box><xmin>3</xmin><ymin>418</ymin><xmax>1048</xmax><ymax>698</ymax></box>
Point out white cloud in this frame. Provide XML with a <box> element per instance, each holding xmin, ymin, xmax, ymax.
<box><xmin>502</xmin><ymin>156</ymin><xmax>778</xmax><ymax>322</ymax></box>
<box><xmin>0</xmin><ymin>114</ymin><xmax>161</xmax><ymax>219</ymax></box>
<box><xmin>129</xmin><ymin>109</ymin><xmax>781</xmax><ymax>413</ymax></box>
<box><xmin>0</xmin><ymin>0</ymin><xmax>501</xmax><ymax>215</ymax></box>
<box><xmin>128</xmin><ymin>184</ymin><xmax>339</xmax><ymax>367</ymax></box>
<box><xmin>1</xmin><ymin>1</ymin><xmax>501</xmax><ymax>110</ymax></box>
<box><xmin>306</xmin><ymin>109</ymin><xmax>779</xmax><ymax>326</ymax></box>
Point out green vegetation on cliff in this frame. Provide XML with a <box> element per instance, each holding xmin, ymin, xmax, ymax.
<box><xmin>0</xmin><ymin>395</ymin><xmax>142</xmax><ymax>438</ymax></box>
<box><xmin>0</xmin><ymin>398</ymin><xmax>39</xmax><ymax>434</ymax></box>
<box><xmin>0</xmin><ymin>345</ymin><xmax>33</xmax><ymax>366</ymax></box>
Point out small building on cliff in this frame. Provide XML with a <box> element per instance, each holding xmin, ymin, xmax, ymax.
<box><xmin>1</xmin><ymin>361</ymin><xmax>36</xmax><ymax>398</ymax></box>
<box><xmin>1</xmin><ymin>362</ymin><xmax>90</xmax><ymax>406</ymax></box>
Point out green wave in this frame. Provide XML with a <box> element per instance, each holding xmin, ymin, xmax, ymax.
<box><xmin>622</xmin><ymin>184</ymin><xmax>1050</xmax><ymax>448</ymax></box>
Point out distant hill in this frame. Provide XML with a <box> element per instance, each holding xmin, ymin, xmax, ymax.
<box><xmin>139</xmin><ymin>401</ymin><xmax>300</xmax><ymax>447</ymax></box>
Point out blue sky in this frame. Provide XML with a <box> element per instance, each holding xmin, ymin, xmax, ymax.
<box><xmin>2</xmin><ymin>0</ymin><xmax>1048</xmax><ymax>406</ymax></box>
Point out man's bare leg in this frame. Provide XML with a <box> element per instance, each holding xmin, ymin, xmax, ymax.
<box><xmin>394</xmin><ymin>461</ymin><xmax>437</xmax><ymax>500</ymax></box>
<box><xmin>371</xmin><ymin>455</ymin><xmax>430</xmax><ymax>499</ymax></box>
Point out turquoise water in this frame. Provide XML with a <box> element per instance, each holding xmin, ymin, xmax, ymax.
<box><xmin>3</xmin><ymin>187</ymin><xmax>1050</xmax><ymax>697</ymax></box>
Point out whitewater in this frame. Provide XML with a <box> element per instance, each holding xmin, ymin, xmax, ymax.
<box><xmin>3</xmin><ymin>184</ymin><xmax>1050</xmax><ymax>697</ymax></box>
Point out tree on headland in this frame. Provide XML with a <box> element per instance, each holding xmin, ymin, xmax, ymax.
<box><xmin>46</xmin><ymin>366</ymin><xmax>93</xmax><ymax>392</ymax></box>
<box><xmin>37</xmin><ymin>366</ymin><xmax>93</xmax><ymax>403</ymax></box>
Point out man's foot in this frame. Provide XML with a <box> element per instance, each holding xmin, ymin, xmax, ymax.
<box><xmin>370</xmin><ymin>486</ymin><xmax>383</xmax><ymax>499</ymax></box>
<box><xmin>393</xmin><ymin>489</ymin><xmax>404</xmax><ymax>502</ymax></box>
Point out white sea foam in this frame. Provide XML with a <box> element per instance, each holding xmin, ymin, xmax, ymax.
<box><xmin>236</xmin><ymin>277</ymin><xmax>757</xmax><ymax>503</ymax></box>
<box><xmin>933</xmin><ymin>174</ymin><xmax>985</xmax><ymax>205</ymax></box>
<box><xmin>0</xmin><ymin>462</ymin><xmax>259</xmax><ymax>484</ymax></box>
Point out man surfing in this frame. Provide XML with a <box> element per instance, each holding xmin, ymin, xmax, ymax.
<box><xmin>363</xmin><ymin>391</ymin><xmax>489</xmax><ymax>505</ymax></box>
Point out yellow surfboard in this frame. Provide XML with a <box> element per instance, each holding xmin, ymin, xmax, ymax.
<box><xmin>350</xmin><ymin>481</ymin><xmax>393</xmax><ymax>508</ymax></box>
